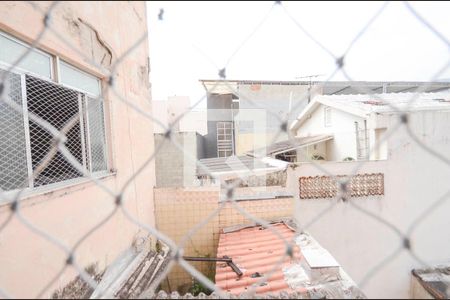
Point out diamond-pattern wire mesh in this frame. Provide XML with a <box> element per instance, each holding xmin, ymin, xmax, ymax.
<box><xmin>0</xmin><ymin>1</ymin><xmax>448</xmax><ymax>299</ymax></box>
<box><xmin>26</xmin><ymin>75</ymin><xmax>84</xmax><ymax>187</ymax></box>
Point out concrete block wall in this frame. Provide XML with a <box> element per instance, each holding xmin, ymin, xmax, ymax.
<box><xmin>155</xmin><ymin>134</ymin><xmax>185</xmax><ymax>187</ymax></box>
<box><xmin>155</xmin><ymin>132</ymin><xmax>205</xmax><ymax>187</ymax></box>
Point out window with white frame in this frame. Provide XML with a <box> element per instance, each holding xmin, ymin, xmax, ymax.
<box><xmin>0</xmin><ymin>33</ymin><xmax>52</xmax><ymax>79</ymax></box>
<box><xmin>0</xmin><ymin>32</ymin><xmax>108</xmax><ymax>192</ymax></box>
<box><xmin>217</xmin><ymin>121</ymin><xmax>233</xmax><ymax>157</ymax></box>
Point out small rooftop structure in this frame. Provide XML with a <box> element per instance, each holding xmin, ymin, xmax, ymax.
<box><xmin>291</xmin><ymin>91</ymin><xmax>450</xmax><ymax>131</ymax></box>
<box><xmin>214</xmin><ymin>220</ymin><xmax>365</xmax><ymax>298</ymax></box>
<box><xmin>197</xmin><ymin>155</ymin><xmax>288</xmax><ymax>180</ymax></box>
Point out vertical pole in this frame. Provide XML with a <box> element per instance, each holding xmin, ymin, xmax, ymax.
<box><xmin>355</xmin><ymin>121</ymin><xmax>361</xmax><ymax>160</ymax></box>
<box><xmin>364</xmin><ymin>120</ymin><xmax>369</xmax><ymax>159</ymax></box>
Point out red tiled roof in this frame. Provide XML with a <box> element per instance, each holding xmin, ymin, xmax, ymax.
<box><xmin>215</xmin><ymin>223</ymin><xmax>304</xmax><ymax>295</ymax></box>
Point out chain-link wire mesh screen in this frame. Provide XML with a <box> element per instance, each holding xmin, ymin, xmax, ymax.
<box><xmin>0</xmin><ymin>1</ymin><xmax>449</xmax><ymax>299</ymax></box>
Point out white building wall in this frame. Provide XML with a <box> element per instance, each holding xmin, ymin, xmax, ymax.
<box><xmin>167</xmin><ymin>96</ymin><xmax>190</xmax><ymax>129</ymax></box>
<box><xmin>295</xmin><ymin>105</ymin><xmax>365</xmax><ymax>161</ymax></box>
<box><xmin>179</xmin><ymin>110</ymin><xmax>207</xmax><ymax>135</ymax></box>
<box><xmin>286</xmin><ymin>110</ymin><xmax>450</xmax><ymax>298</ymax></box>
<box><xmin>152</xmin><ymin>100</ymin><xmax>169</xmax><ymax>134</ymax></box>
<box><xmin>153</xmin><ymin>96</ymin><xmax>207</xmax><ymax>135</ymax></box>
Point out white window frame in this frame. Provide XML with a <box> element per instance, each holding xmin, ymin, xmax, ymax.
<box><xmin>0</xmin><ymin>31</ymin><xmax>54</xmax><ymax>81</ymax></box>
<box><xmin>217</xmin><ymin>121</ymin><xmax>234</xmax><ymax>158</ymax></box>
<box><xmin>0</xmin><ymin>32</ymin><xmax>110</xmax><ymax>197</ymax></box>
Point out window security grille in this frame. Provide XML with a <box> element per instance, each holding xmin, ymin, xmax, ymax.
<box><xmin>0</xmin><ymin>69</ymin><xmax>108</xmax><ymax>192</ymax></box>
<box><xmin>217</xmin><ymin>121</ymin><xmax>233</xmax><ymax>157</ymax></box>
<box><xmin>27</xmin><ymin>75</ymin><xmax>84</xmax><ymax>186</ymax></box>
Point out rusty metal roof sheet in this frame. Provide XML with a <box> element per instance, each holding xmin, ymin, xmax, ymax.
<box><xmin>412</xmin><ymin>265</ymin><xmax>450</xmax><ymax>299</ymax></box>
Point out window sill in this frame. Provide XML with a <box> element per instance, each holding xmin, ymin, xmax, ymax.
<box><xmin>0</xmin><ymin>172</ymin><xmax>117</xmax><ymax>208</ymax></box>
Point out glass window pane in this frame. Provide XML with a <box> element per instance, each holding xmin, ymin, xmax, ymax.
<box><xmin>86</xmin><ymin>96</ymin><xmax>108</xmax><ymax>172</ymax></box>
<box><xmin>0</xmin><ymin>34</ymin><xmax>52</xmax><ymax>79</ymax></box>
<box><xmin>0</xmin><ymin>69</ymin><xmax>29</xmax><ymax>191</ymax></box>
<box><xmin>59</xmin><ymin>61</ymin><xmax>100</xmax><ymax>97</ymax></box>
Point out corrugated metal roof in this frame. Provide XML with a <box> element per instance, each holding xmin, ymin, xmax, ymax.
<box><xmin>197</xmin><ymin>155</ymin><xmax>287</xmax><ymax>177</ymax></box>
<box><xmin>200</xmin><ymin>80</ymin><xmax>450</xmax><ymax>95</ymax></box>
<box><xmin>214</xmin><ymin>221</ymin><xmax>366</xmax><ymax>298</ymax></box>
<box><xmin>215</xmin><ymin>223</ymin><xmax>303</xmax><ymax>295</ymax></box>
<box><xmin>292</xmin><ymin>91</ymin><xmax>450</xmax><ymax>131</ymax></box>
<box><xmin>248</xmin><ymin>135</ymin><xmax>333</xmax><ymax>157</ymax></box>
<box><xmin>315</xmin><ymin>91</ymin><xmax>450</xmax><ymax>114</ymax></box>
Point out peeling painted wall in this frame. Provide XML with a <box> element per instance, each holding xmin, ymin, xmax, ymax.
<box><xmin>0</xmin><ymin>2</ymin><xmax>155</xmax><ymax>298</ymax></box>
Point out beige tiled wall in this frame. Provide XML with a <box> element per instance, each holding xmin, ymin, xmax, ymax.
<box><xmin>218</xmin><ymin>197</ymin><xmax>294</xmax><ymax>229</ymax></box>
<box><xmin>154</xmin><ymin>187</ymin><xmax>294</xmax><ymax>293</ymax></box>
<box><xmin>154</xmin><ymin>187</ymin><xmax>220</xmax><ymax>293</ymax></box>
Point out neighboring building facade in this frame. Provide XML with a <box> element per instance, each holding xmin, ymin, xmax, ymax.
<box><xmin>153</xmin><ymin>96</ymin><xmax>207</xmax><ymax>187</ymax></box>
<box><xmin>153</xmin><ymin>96</ymin><xmax>207</xmax><ymax>135</ymax></box>
<box><xmin>154</xmin><ymin>131</ymin><xmax>204</xmax><ymax>187</ymax></box>
<box><xmin>0</xmin><ymin>2</ymin><xmax>156</xmax><ymax>297</ymax></box>
<box><xmin>290</xmin><ymin>92</ymin><xmax>450</xmax><ymax>162</ymax></box>
<box><xmin>286</xmin><ymin>92</ymin><xmax>450</xmax><ymax>298</ymax></box>
<box><xmin>200</xmin><ymin>80</ymin><xmax>450</xmax><ymax>160</ymax></box>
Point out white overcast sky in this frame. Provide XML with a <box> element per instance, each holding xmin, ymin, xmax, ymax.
<box><xmin>146</xmin><ymin>1</ymin><xmax>450</xmax><ymax>106</ymax></box>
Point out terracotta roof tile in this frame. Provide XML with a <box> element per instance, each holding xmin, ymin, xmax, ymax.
<box><xmin>215</xmin><ymin>223</ymin><xmax>303</xmax><ymax>295</ymax></box>
<box><xmin>153</xmin><ymin>223</ymin><xmax>366</xmax><ymax>298</ymax></box>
